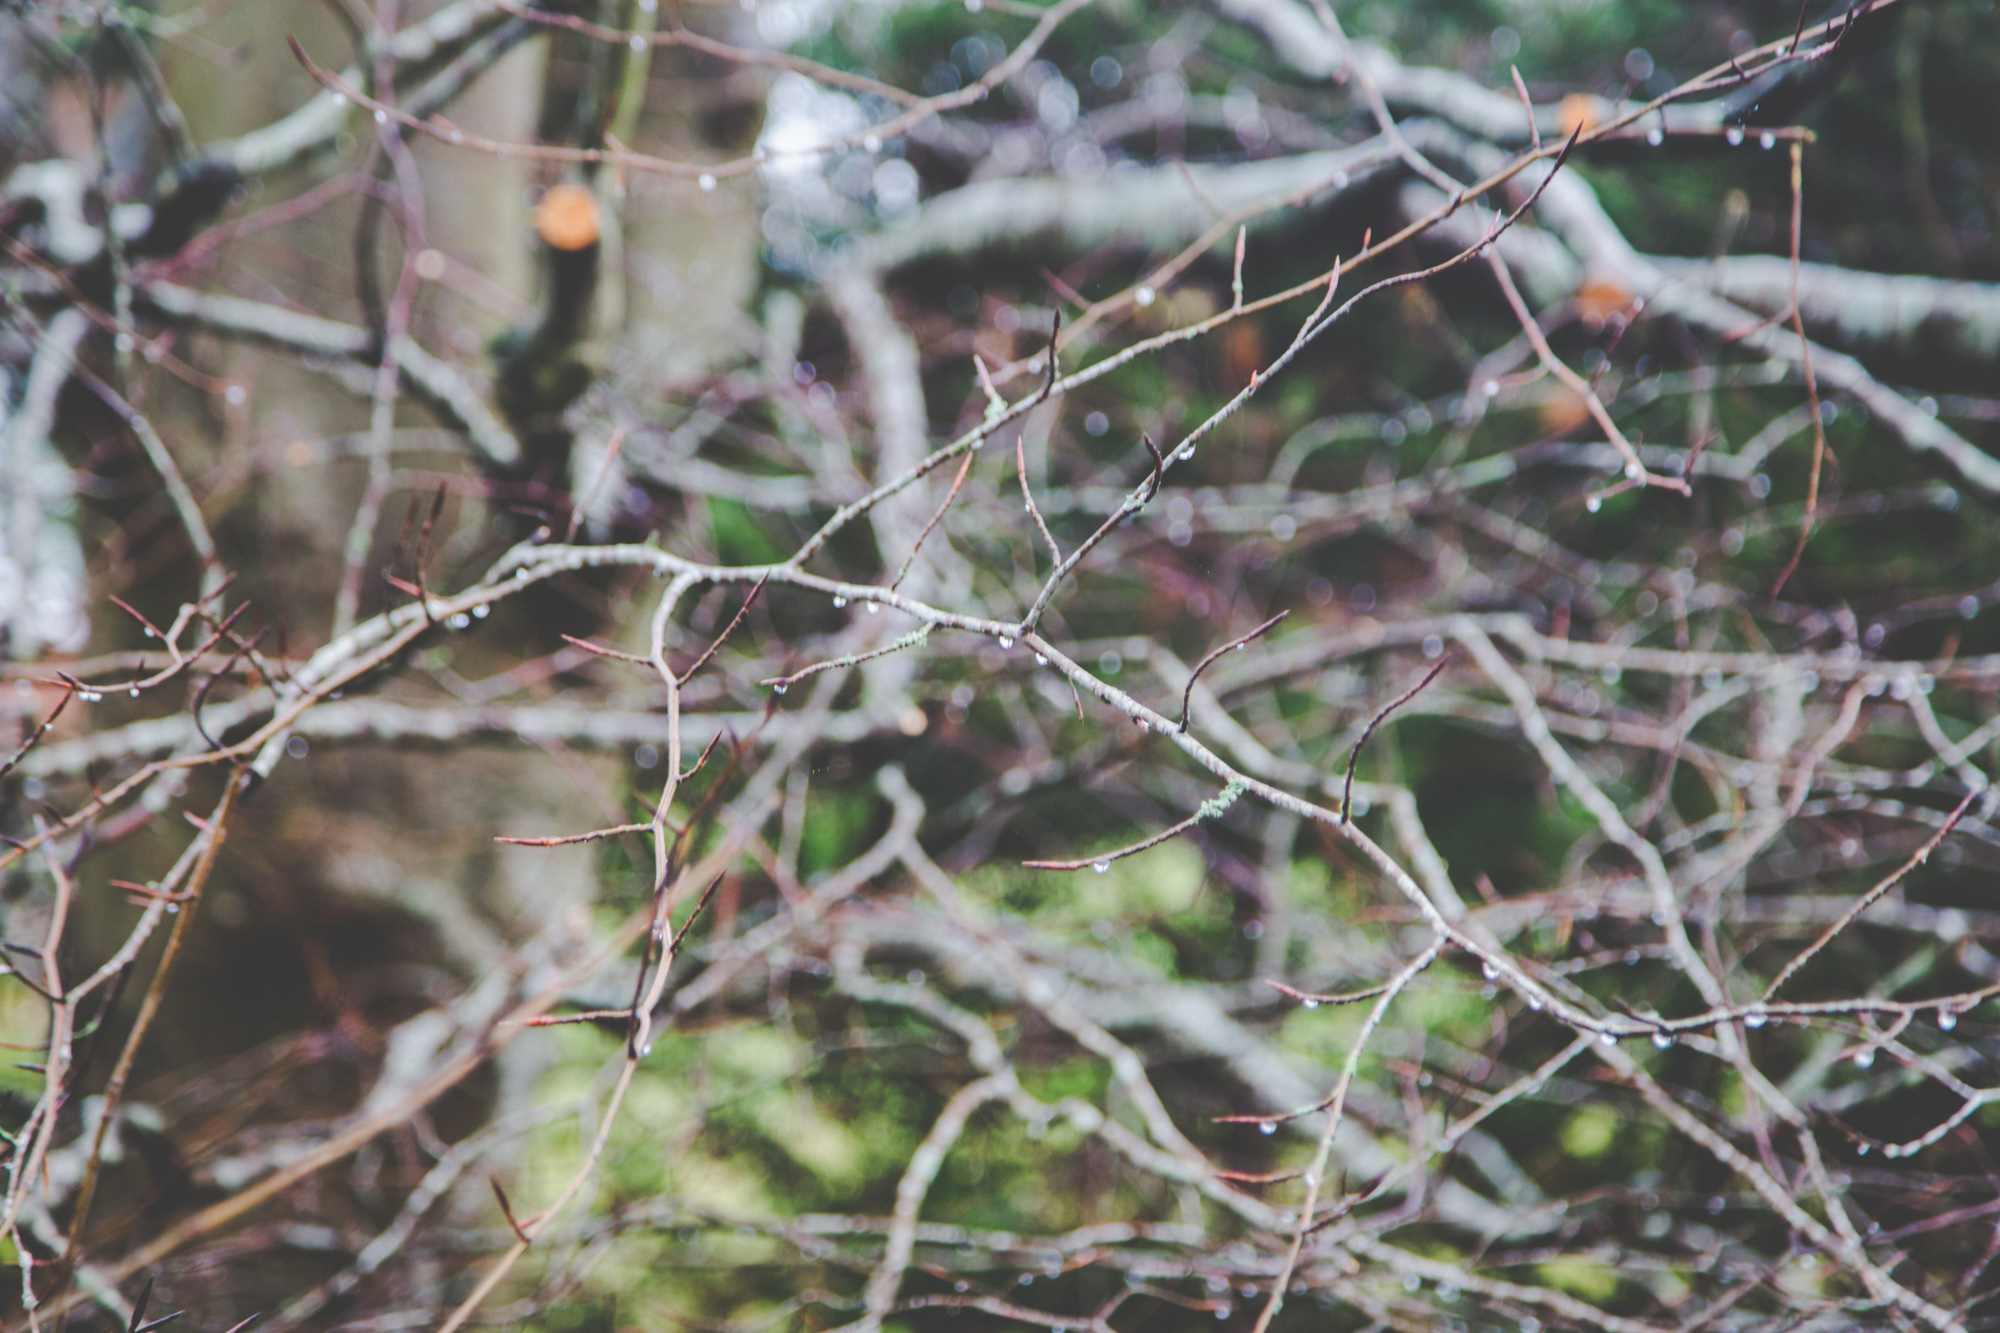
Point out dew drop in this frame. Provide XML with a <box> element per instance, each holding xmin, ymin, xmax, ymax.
<box><xmin>1646</xmin><ymin>128</ymin><xmax>1664</xmax><ymax>146</ymax></box>
<box><xmin>472</xmin><ymin>603</ymin><xmax>490</xmax><ymax>618</ymax></box>
<box><xmin>1744</xmin><ymin>1009</ymin><xmax>1768</xmax><ymax>1029</ymax></box>
<box><xmin>80</xmin><ymin>691</ymin><xmax>102</xmax><ymax>703</ymax></box>
<box><xmin>373</xmin><ymin>109</ymin><xmax>387</xmax><ymax>125</ymax></box>
<box><xmin>699</xmin><ymin>173</ymin><xmax>717</xmax><ymax>191</ymax></box>
<box><xmin>1856</xmin><ymin>1143</ymin><xmax>1871</xmax><ymax>1155</ymax></box>
<box><xmin>773</xmin><ymin>683</ymin><xmax>788</xmax><ymax>695</ymax></box>
<box><xmin>1853</xmin><ymin>1048</ymin><xmax>1875</xmax><ymax>1069</ymax></box>
<box><xmin>1034</xmin><ymin>653</ymin><xmax>1048</xmax><ymax>666</ymax></box>
<box><xmin>1651</xmin><ymin>1032</ymin><xmax>1673</xmax><ymax>1050</ymax></box>
<box><xmin>833</xmin><ymin>596</ymin><xmax>848</xmax><ymax>608</ymax></box>
<box><xmin>1759</xmin><ymin>131</ymin><xmax>1776</xmax><ymax>149</ymax></box>
<box><xmin>448</xmin><ymin>612</ymin><xmax>471</xmax><ymax>629</ymax></box>
<box><xmin>1481</xmin><ymin>961</ymin><xmax>1498</xmax><ymax>980</ymax></box>
<box><xmin>1258</xmin><ymin>1122</ymin><xmax>1277</xmax><ymax>1135</ymax></box>
<box><xmin>998</xmin><ymin>636</ymin><xmax>1014</xmax><ymax>649</ymax></box>
<box><xmin>1302</xmin><ymin>999</ymin><xmax>1320</xmax><ymax>1010</ymax></box>
<box><xmin>1938</xmin><ymin>1008</ymin><xmax>1959</xmax><ymax>1031</ymax></box>
<box><xmin>1134</xmin><ymin>285</ymin><xmax>1156</xmax><ymax>307</ymax></box>
<box><xmin>1599</xmin><ymin>1030</ymin><xmax>1618</xmax><ymax>1046</ymax></box>
<box><xmin>866</xmin><ymin>602</ymin><xmax>882</xmax><ymax>614</ymax></box>
<box><xmin>1586</xmin><ymin>496</ymin><xmax>1602</xmax><ymax>513</ymax></box>
<box><xmin>1092</xmin><ymin>861</ymin><xmax>1109</xmax><ymax>874</ymax></box>
<box><xmin>1526</xmin><ymin>995</ymin><xmax>1544</xmax><ymax>1011</ymax></box>
<box><xmin>1176</xmin><ymin>446</ymin><xmax>1194</xmax><ymax>461</ymax></box>
<box><xmin>630</xmin><ymin>33</ymin><xmax>646</xmax><ymax>50</ymax></box>
<box><xmin>1726</xmin><ymin>126</ymin><xmax>1745</xmax><ymax>146</ymax></box>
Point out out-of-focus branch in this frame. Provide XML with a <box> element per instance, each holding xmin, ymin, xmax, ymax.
<box><xmin>138</xmin><ymin>280</ymin><xmax>521</xmax><ymax>469</ymax></box>
<box><xmin>211</xmin><ymin>0</ymin><xmax>513</xmax><ymax>176</ymax></box>
<box><xmin>1657</xmin><ymin>254</ymin><xmax>2000</xmax><ymax>360</ymax></box>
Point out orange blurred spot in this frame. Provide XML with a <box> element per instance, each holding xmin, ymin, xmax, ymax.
<box><xmin>1575</xmin><ymin>276</ymin><xmax>1637</xmax><ymax>328</ymax></box>
<box><xmin>1222</xmin><ymin>321</ymin><xmax>1265</xmax><ymax>392</ymax></box>
<box><xmin>1557</xmin><ymin>94</ymin><xmax>1599</xmax><ymax>139</ymax></box>
<box><xmin>1539</xmin><ymin>388</ymin><xmax>1593</xmax><ymax>436</ymax></box>
<box><xmin>535</xmin><ymin>185</ymin><xmax>601</xmax><ymax>251</ymax></box>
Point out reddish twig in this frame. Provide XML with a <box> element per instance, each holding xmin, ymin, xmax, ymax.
<box><xmin>890</xmin><ymin>446</ymin><xmax>976</xmax><ymax>592</ymax></box>
<box><xmin>561</xmin><ymin>634</ymin><xmax>654</xmax><ymax>666</ymax></box>
<box><xmin>677</xmin><ymin>573</ymin><xmax>768</xmax><ymax>685</ymax></box>
<box><xmin>1265</xmin><ymin>978</ymin><xmax>1397</xmax><ymax>1009</ymax></box>
<box><xmin>1178</xmin><ymin>612</ymin><xmax>1286</xmax><ymax>732</ymax></box>
<box><xmin>0</xmin><ymin>680</ymin><xmax>79</xmax><ymax>784</ymax></box>
<box><xmin>495</xmin><ymin>822</ymin><xmax>651</xmax><ymax>848</ymax></box>
<box><xmin>1764</xmin><ymin>784</ymin><xmax>1980</xmax><ymax>999</ymax></box>
<box><xmin>1510</xmin><ymin>65</ymin><xmax>1540</xmax><ymax>149</ymax></box>
<box><xmin>489</xmin><ymin>1176</ymin><xmax>532</xmax><ymax>1244</ymax></box>
<box><xmin>1023</xmin><ymin>778</ymin><xmax>1245</xmax><ymax>872</ymax></box>
<box><xmin>1772</xmin><ymin>141</ymin><xmax>1830</xmax><ymax>599</ymax></box>
<box><xmin>566</xmin><ymin>425</ymin><xmax>629</xmax><ymax>542</ymax></box>
<box><xmin>762</xmin><ymin>625</ymin><xmax>932</xmax><ymax>694</ymax></box>
<box><xmin>1342</xmin><ymin>656</ymin><xmax>1451</xmax><ymax>822</ymax></box>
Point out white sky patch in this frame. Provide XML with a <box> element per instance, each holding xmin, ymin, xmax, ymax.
<box><xmin>758</xmin><ymin>73</ymin><xmax>869</xmax><ymax>182</ymax></box>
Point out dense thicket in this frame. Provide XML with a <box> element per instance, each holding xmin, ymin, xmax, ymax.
<box><xmin>6</xmin><ymin>1</ymin><xmax>2000</xmax><ymax>1330</ymax></box>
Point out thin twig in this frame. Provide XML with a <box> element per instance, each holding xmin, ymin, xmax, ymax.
<box><xmin>677</xmin><ymin>573</ymin><xmax>768</xmax><ymax>685</ymax></box>
<box><xmin>0</xmin><ymin>682</ymin><xmax>78</xmax><ymax>784</ymax></box>
<box><xmin>1178</xmin><ymin>612</ymin><xmax>1286</xmax><ymax>731</ymax></box>
<box><xmin>560</xmin><ymin>635</ymin><xmax>654</xmax><ymax>666</ymax></box>
<box><xmin>1772</xmin><ymin>140</ymin><xmax>1830</xmax><ymax>598</ymax></box>
<box><xmin>1343</xmin><ymin>656</ymin><xmax>1450</xmax><ymax>821</ymax></box>
<box><xmin>1023</xmin><ymin>779</ymin><xmax>1246</xmax><ymax>871</ymax></box>
<box><xmin>1764</xmin><ymin>785</ymin><xmax>1979</xmax><ymax>999</ymax></box>
<box><xmin>762</xmin><ymin>626</ymin><xmax>932</xmax><ymax>693</ymax></box>
<box><xmin>890</xmin><ymin>447</ymin><xmax>976</xmax><ymax>592</ymax></box>
<box><xmin>1511</xmin><ymin>65</ymin><xmax>1540</xmax><ymax>149</ymax></box>
<box><xmin>1265</xmin><ymin>978</ymin><xmax>1395</xmax><ymax>1008</ymax></box>
<box><xmin>495</xmin><ymin>822</ymin><xmax>651</xmax><ymax>847</ymax></box>
<box><xmin>567</xmin><ymin>425</ymin><xmax>629</xmax><ymax>542</ymax></box>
